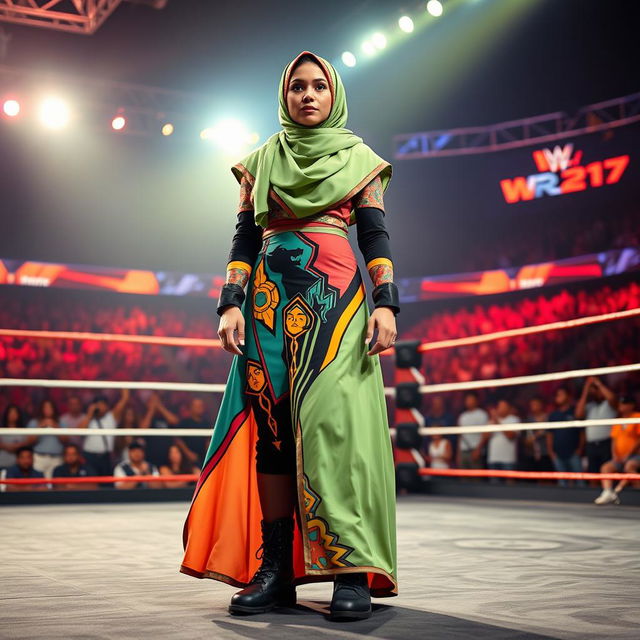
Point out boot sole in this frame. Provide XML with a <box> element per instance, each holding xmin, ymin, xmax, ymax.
<box><xmin>329</xmin><ymin>607</ymin><xmax>372</xmax><ymax>621</ymax></box>
<box><xmin>228</xmin><ymin>591</ymin><xmax>297</xmax><ymax>615</ymax></box>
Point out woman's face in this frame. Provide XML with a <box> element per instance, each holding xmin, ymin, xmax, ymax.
<box><xmin>123</xmin><ymin>407</ymin><xmax>136</xmax><ymax>426</ymax></box>
<box><xmin>286</xmin><ymin>61</ymin><xmax>332</xmax><ymax>126</ymax></box>
<box><xmin>168</xmin><ymin>445</ymin><xmax>182</xmax><ymax>465</ymax></box>
<box><xmin>42</xmin><ymin>401</ymin><xmax>55</xmax><ymax>419</ymax></box>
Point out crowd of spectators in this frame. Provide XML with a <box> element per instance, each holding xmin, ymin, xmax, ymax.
<box><xmin>421</xmin><ymin>378</ymin><xmax>640</xmax><ymax>504</ymax></box>
<box><xmin>0</xmin><ymin>392</ymin><xmax>207</xmax><ymax>491</ymax></box>
<box><xmin>1</xmin><ymin>276</ymin><xmax>638</xmax><ymax>498</ymax></box>
<box><xmin>403</xmin><ymin>280</ymin><xmax>640</xmax><ymax>390</ymax></box>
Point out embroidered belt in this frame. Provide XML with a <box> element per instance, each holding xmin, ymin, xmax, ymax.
<box><xmin>262</xmin><ymin>222</ymin><xmax>348</xmax><ymax>240</ymax></box>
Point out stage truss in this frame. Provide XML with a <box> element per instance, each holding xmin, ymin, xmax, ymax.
<box><xmin>0</xmin><ymin>0</ymin><xmax>166</xmax><ymax>35</ymax></box>
<box><xmin>394</xmin><ymin>92</ymin><xmax>640</xmax><ymax>159</ymax></box>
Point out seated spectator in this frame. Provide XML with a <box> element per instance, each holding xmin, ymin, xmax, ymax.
<box><xmin>114</xmin><ymin>404</ymin><xmax>146</xmax><ymax>463</ymax></box>
<box><xmin>59</xmin><ymin>395</ymin><xmax>86</xmax><ymax>449</ymax></box>
<box><xmin>456</xmin><ymin>391</ymin><xmax>488</xmax><ymax>470</ymax></box>
<box><xmin>4</xmin><ymin>446</ymin><xmax>46</xmax><ymax>491</ymax></box>
<box><xmin>546</xmin><ymin>386</ymin><xmax>585</xmax><ymax>487</ymax></box>
<box><xmin>175</xmin><ymin>397</ymin><xmax>210</xmax><ymax>466</ymax></box>
<box><xmin>78</xmin><ymin>389</ymin><xmax>129</xmax><ymax>476</ymax></box>
<box><xmin>575</xmin><ymin>376</ymin><xmax>617</xmax><ymax>475</ymax></box>
<box><xmin>159</xmin><ymin>444</ymin><xmax>200</xmax><ymax>489</ymax></box>
<box><xmin>425</xmin><ymin>395</ymin><xmax>456</xmax><ymax>457</ymax></box>
<box><xmin>480</xmin><ymin>399</ymin><xmax>519</xmax><ymax>484</ymax></box>
<box><xmin>52</xmin><ymin>444</ymin><xmax>98</xmax><ymax>491</ymax></box>
<box><xmin>425</xmin><ymin>431</ymin><xmax>452</xmax><ymax>470</ymax></box>
<box><xmin>594</xmin><ymin>394</ymin><xmax>640</xmax><ymax>505</ymax></box>
<box><xmin>28</xmin><ymin>399</ymin><xmax>67</xmax><ymax>478</ymax></box>
<box><xmin>0</xmin><ymin>404</ymin><xmax>35</xmax><ymax>471</ymax></box>
<box><xmin>113</xmin><ymin>442</ymin><xmax>160</xmax><ymax>490</ymax></box>
<box><xmin>521</xmin><ymin>396</ymin><xmax>553</xmax><ymax>473</ymax></box>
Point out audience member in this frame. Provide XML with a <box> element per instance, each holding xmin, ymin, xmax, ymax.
<box><xmin>175</xmin><ymin>397</ymin><xmax>210</xmax><ymax>465</ymax></box>
<box><xmin>480</xmin><ymin>399</ymin><xmax>519</xmax><ymax>483</ymax></box>
<box><xmin>0</xmin><ymin>404</ymin><xmax>34</xmax><ymax>471</ymax></box>
<box><xmin>546</xmin><ymin>386</ymin><xmax>585</xmax><ymax>487</ymax></box>
<box><xmin>28</xmin><ymin>399</ymin><xmax>67</xmax><ymax>478</ymax></box>
<box><xmin>138</xmin><ymin>393</ymin><xmax>180</xmax><ymax>468</ymax></box>
<box><xmin>426</xmin><ymin>431</ymin><xmax>452</xmax><ymax>470</ymax></box>
<box><xmin>594</xmin><ymin>395</ymin><xmax>640</xmax><ymax>505</ymax></box>
<box><xmin>52</xmin><ymin>444</ymin><xmax>98</xmax><ymax>490</ymax></box>
<box><xmin>521</xmin><ymin>396</ymin><xmax>553</xmax><ymax>472</ymax></box>
<box><xmin>424</xmin><ymin>395</ymin><xmax>456</xmax><ymax>457</ymax></box>
<box><xmin>78</xmin><ymin>389</ymin><xmax>129</xmax><ymax>475</ymax></box>
<box><xmin>113</xmin><ymin>442</ymin><xmax>160</xmax><ymax>489</ymax></box>
<box><xmin>4</xmin><ymin>446</ymin><xmax>46</xmax><ymax>491</ymax></box>
<box><xmin>575</xmin><ymin>377</ymin><xmax>617</xmax><ymax>474</ymax></box>
<box><xmin>159</xmin><ymin>444</ymin><xmax>200</xmax><ymax>489</ymax></box>
<box><xmin>59</xmin><ymin>395</ymin><xmax>86</xmax><ymax>448</ymax></box>
<box><xmin>456</xmin><ymin>392</ymin><xmax>488</xmax><ymax>469</ymax></box>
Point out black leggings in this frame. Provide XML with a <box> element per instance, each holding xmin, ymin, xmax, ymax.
<box><xmin>249</xmin><ymin>391</ymin><xmax>296</xmax><ymax>475</ymax></box>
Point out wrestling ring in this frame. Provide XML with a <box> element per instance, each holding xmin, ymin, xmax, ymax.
<box><xmin>1</xmin><ymin>306</ymin><xmax>639</xmax><ymax>639</ymax></box>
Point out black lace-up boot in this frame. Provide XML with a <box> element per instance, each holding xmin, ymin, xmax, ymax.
<box><xmin>228</xmin><ymin>516</ymin><xmax>296</xmax><ymax>615</ymax></box>
<box><xmin>329</xmin><ymin>572</ymin><xmax>372</xmax><ymax>621</ymax></box>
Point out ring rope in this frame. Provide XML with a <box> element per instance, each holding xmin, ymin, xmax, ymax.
<box><xmin>1</xmin><ymin>470</ymin><xmax>639</xmax><ymax>485</ymax></box>
<box><xmin>414</xmin><ymin>363</ymin><xmax>640</xmax><ymax>395</ymax></box>
<box><xmin>0</xmin><ymin>474</ymin><xmax>196</xmax><ymax>485</ymax></box>
<box><xmin>0</xmin><ymin>378</ymin><xmax>225</xmax><ymax>392</ymax></box>
<box><xmin>0</xmin><ymin>307</ymin><xmax>637</xmax><ymax>353</ymax></box>
<box><xmin>417</xmin><ymin>307</ymin><xmax>640</xmax><ymax>352</ymax></box>
<box><xmin>418</xmin><ymin>468</ymin><xmax>640</xmax><ymax>481</ymax></box>
<box><xmin>2</xmin><ymin>417</ymin><xmax>639</xmax><ymax>438</ymax></box>
<box><xmin>2</xmin><ymin>362</ymin><xmax>638</xmax><ymax>397</ymax></box>
<box><xmin>0</xmin><ymin>329</ymin><xmax>221</xmax><ymax>349</ymax></box>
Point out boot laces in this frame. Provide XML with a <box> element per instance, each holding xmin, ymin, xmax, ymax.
<box><xmin>250</xmin><ymin>521</ymin><xmax>287</xmax><ymax>585</ymax></box>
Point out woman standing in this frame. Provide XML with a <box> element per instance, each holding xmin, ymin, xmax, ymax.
<box><xmin>181</xmin><ymin>51</ymin><xmax>399</xmax><ymax>621</ymax></box>
<box><xmin>28</xmin><ymin>399</ymin><xmax>67</xmax><ymax>478</ymax></box>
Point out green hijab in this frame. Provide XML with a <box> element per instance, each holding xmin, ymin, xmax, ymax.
<box><xmin>231</xmin><ymin>50</ymin><xmax>392</xmax><ymax>228</ymax></box>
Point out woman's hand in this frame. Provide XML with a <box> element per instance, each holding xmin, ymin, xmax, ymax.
<box><xmin>218</xmin><ymin>306</ymin><xmax>245</xmax><ymax>356</ymax></box>
<box><xmin>366</xmin><ymin>307</ymin><xmax>397</xmax><ymax>356</ymax></box>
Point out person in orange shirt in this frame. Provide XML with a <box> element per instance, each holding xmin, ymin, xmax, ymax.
<box><xmin>594</xmin><ymin>395</ymin><xmax>640</xmax><ymax>505</ymax></box>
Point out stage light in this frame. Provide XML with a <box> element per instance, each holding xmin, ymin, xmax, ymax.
<box><xmin>371</xmin><ymin>32</ymin><xmax>387</xmax><ymax>50</ymax></box>
<box><xmin>111</xmin><ymin>115</ymin><xmax>126</xmax><ymax>131</ymax></box>
<box><xmin>341</xmin><ymin>51</ymin><xmax>357</xmax><ymax>67</ymax></box>
<box><xmin>361</xmin><ymin>40</ymin><xmax>376</xmax><ymax>56</ymax></box>
<box><xmin>38</xmin><ymin>97</ymin><xmax>70</xmax><ymax>130</ymax></box>
<box><xmin>398</xmin><ymin>16</ymin><xmax>414</xmax><ymax>33</ymax></box>
<box><xmin>426</xmin><ymin>0</ymin><xmax>444</xmax><ymax>17</ymax></box>
<box><xmin>3</xmin><ymin>99</ymin><xmax>20</xmax><ymax>117</ymax></box>
<box><xmin>161</xmin><ymin>123</ymin><xmax>174</xmax><ymax>136</ymax></box>
<box><xmin>202</xmin><ymin>118</ymin><xmax>257</xmax><ymax>153</ymax></box>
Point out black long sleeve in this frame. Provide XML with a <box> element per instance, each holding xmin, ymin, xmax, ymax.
<box><xmin>227</xmin><ymin>210</ymin><xmax>263</xmax><ymax>268</ymax></box>
<box><xmin>354</xmin><ymin>206</ymin><xmax>392</xmax><ymax>266</ymax></box>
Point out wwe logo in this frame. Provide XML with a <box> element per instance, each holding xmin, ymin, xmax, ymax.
<box><xmin>532</xmin><ymin>144</ymin><xmax>583</xmax><ymax>173</ymax></box>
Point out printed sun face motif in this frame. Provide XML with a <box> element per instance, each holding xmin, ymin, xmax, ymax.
<box><xmin>252</xmin><ymin>260</ymin><xmax>280</xmax><ymax>331</ymax></box>
<box><xmin>246</xmin><ymin>362</ymin><xmax>266</xmax><ymax>393</ymax></box>
<box><xmin>285</xmin><ymin>304</ymin><xmax>309</xmax><ymax>336</ymax></box>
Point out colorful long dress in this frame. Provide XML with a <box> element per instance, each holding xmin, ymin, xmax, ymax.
<box><xmin>180</xmin><ymin>165</ymin><xmax>398</xmax><ymax>598</ymax></box>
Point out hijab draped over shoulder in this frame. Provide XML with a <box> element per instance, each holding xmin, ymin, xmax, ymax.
<box><xmin>231</xmin><ymin>50</ymin><xmax>392</xmax><ymax>228</ymax></box>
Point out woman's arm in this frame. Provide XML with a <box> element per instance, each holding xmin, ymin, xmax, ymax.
<box><xmin>353</xmin><ymin>175</ymin><xmax>400</xmax><ymax>316</ymax></box>
<box><xmin>353</xmin><ymin>175</ymin><xmax>399</xmax><ymax>356</ymax></box>
<box><xmin>217</xmin><ymin>175</ymin><xmax>263</xmax><ymax>354</ymax></box>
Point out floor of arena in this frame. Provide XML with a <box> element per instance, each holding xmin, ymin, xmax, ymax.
<box><xmin>2</xmin><ymin>495</ymin><xmax>638</xmax><ymax>640</ymax></box>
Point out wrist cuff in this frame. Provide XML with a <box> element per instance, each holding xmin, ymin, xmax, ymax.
<box><xmin>372</xmin><ymin>282</ymin><xmax>400</xmax><ymax>316</ymax></box>
<box><xmin>217</xmin><ymin>283</ymin><xmax>246</xmax><ymax>316</ymax></box>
